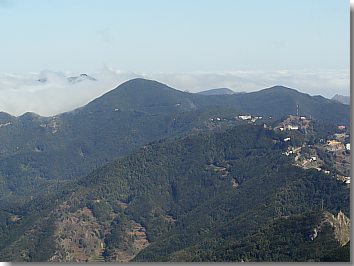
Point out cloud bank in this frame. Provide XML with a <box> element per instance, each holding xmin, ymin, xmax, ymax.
<box><xmin>0</xmin><ymin>68</ymin><xmax>349</xmax><ymax>116</ymax></box>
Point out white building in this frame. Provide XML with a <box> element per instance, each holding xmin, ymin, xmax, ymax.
<box><xmin>238</xmin><ymin>115</ymin><xmax>252</xmax><ymax>120</ymax></box>
<box><xmin>286</xmin><ymin>125</ymin><xmax>299</xmax><ymax>130</ymax></box>
<box><xmin>346</xmin><ymin>143</ymin><xmax>350</xmax><ymax>151</ymax></box>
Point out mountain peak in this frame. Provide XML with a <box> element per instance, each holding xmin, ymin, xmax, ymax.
<box><xmin>266</xmin><ymin>85</ymin><xmax>297</xmax><ymax>91</ymax></box>
<box><xmin>255</xmin><ymin>85</ymin><xmax>306</xmax><ymax>97</ymax></box>
<box><xmin>117</xmin><ymin>78</ymin><xmax>171</xmax><ymax>90</ymax></box>
<box><xmin>85</xmin><ymin>78</ymin><xmax>190</xmax><ymax>111</ymax></box>
<box><xmin>20</xmin><ymin>112</ymin><xmax>43</xmax><ymax>119</ymax></box>
<box><xmin>332</xmin><ymin>94</ymin><xmax>350</xmax><ymax>105</ymax></box>
<box><xmin>106</xmin><ymin>78</ymin><xmax>182</xmax><ymax>99</ymax></box>
<box><xmin>67</xmin><ymin>73</ymin><xmax>96</xmax><ymax>83</ymax></box>
<box><xmin>198</xmin><ymin>88</ymin><xmax>235</xmax><ymax>95</ymax></box>
<box><xmin>0</xmin><ymin>111</ymin><xmax>14</xmax><ymax>121</ymax></box>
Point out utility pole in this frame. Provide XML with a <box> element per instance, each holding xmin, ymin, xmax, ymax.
<box><xmin>321</xmin><ymin>198</ymin><xmax>324</xmax><ymax>211</ymax></box>
<box><xmin>296</xmin><ymin>104</ymin><xmax>299</xmax><ymax>116</ymax></box>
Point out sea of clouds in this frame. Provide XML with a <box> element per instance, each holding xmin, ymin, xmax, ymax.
<box><xmin>0</xmin><ymin>67</ymin><xmax>349</xmax><ymax>116</ymax></box>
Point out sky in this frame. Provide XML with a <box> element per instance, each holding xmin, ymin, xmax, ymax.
<box><xmin>0</xmin><ymin>0</ymin><xmax>350</xmax><ymax>116</ymax></box>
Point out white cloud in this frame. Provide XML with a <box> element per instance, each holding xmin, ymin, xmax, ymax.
<box><xmin>0</xmin><ymin>68</ymin><xmax>140</xmax><ymax>116</ymax></box>
<box><xmin>0</xmin><ymin>68</ymin><xmax>349</xmax><ymax>116</ymax></box>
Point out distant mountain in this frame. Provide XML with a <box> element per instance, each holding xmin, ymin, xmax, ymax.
<box><xmin>193</xmin><ymin>85</ymin><xmax>349</xmax><ymax>125</ymax></box>
<box><xmin>198</xmin><ymin>88</ymin><xmax>236</xmax><ymax>95</ymax></box>
<box><xmin>0</xmin><ymin>124</ymin><xmax>349</xmax><ymax>262</ymax></box>
<box><xmin>67</xmin><ymin>73</ymin><xmax>96</xmax><ymax>83</ymax></box>
<box><xmin>332</xmin><ymin>94</ymin><xmax>350</xmax><ymax>105</ymax></box>
<box><xmin>37</xmin><ymin>72</ymin><xmax>97</xmax><ymax>84</ymax></box>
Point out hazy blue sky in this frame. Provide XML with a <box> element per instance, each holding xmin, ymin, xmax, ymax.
<box><xmin>0</xmin><ymin>0</ymin><xmax>349</xmax><ymax>73</ymax></box>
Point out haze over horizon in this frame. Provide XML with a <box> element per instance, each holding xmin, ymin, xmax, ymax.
<box><xmin>0</xmin><ymin>0</ymin><xmax>349</xmax><ymax>116</ymax></box>
<box><xmin>0</xmin><ymin>68</ymin><xmax>350</xmax><ymax>116</ymax></box>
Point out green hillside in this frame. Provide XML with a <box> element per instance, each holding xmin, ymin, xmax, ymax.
<box><xmin>0</xmin><ymin>124</ymin><xmax>349</xmax><ymax>262</ymax></box>
<box><xmin>0</xmin><ymin>79</ymin><xmax>350</xmax><ymax>262</ymax></box>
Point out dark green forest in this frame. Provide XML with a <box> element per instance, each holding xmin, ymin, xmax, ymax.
<box><xmin>0</xmin><ymin>124</ymin><xmax>349</xmax><ymax>262</ymax></box>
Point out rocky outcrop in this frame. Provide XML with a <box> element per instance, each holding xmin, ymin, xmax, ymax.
<box><xmin>323</xmin><ymin>211</ymin><xmax>350</xmax><ymax>246</ymax></box>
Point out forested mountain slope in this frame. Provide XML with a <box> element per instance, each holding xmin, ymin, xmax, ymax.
<box><xmin>0</xmin><ymin>124</ymin><xmax>349</xmax><ymax>262</ymax></box>
<box><xmin>0</xmin><ymin>79</ymin><xmax>349</xmax><ymax>211</ymax></box>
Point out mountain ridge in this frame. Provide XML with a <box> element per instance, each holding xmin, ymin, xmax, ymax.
<box><xmin>197</xmin><ymin>88</ymin><xmax>236</xmax><ymax>95</ymax></box>
<box><xmin>0</xmin><ymin>79</ymin><xmax>348</xmax><ymax>119</ymax></box>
